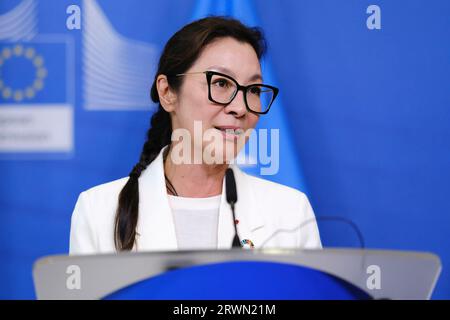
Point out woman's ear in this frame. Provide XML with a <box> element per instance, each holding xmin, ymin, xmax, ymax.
<box><xmin>156</xmin><ymin>74</ymin><xmax>177</xmax><ymax>112</ymax></box>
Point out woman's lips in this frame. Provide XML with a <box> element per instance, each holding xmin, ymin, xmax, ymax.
<box><xmin>214</xmin><ymin>126</ymin><xmax>244</xmax><ymax>140</ymax></box>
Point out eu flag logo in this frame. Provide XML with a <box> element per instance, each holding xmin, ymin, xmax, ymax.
<box><xmin>0</xmin><ymin>42</ymin><xmax>68</xmax><ymax>104</ymax></box>
<box><xmin>0</xmin><ymin>40</ymin><xmax>73</xmax><ymax>156</ymax></box>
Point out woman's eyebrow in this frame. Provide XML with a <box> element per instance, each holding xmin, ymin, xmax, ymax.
<box><xmin>248</xmin><ymin>74</ymin><xmax>263</xmax><ymax>82</ymax></box>
<box><xmin>207</xmin><ymin>65</ymin><xmax>263</xmax><ymax>83</ymax></box>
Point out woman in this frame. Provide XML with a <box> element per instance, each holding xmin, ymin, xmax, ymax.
<box><xmin>69</xmin><ymin>16</ymin><xmax>321</xmax><ymax>254</ymax></box>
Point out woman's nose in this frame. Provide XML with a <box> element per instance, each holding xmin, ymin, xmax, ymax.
<box><xmin>223</xmin><ymin>90</ymin><xmax>247</xmax><ymax>117</ymax></box>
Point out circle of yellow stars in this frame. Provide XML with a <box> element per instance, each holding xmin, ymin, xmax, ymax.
<box><xmin>0</xmin><ymin>45</ymin><xmax>48</xmax><ymax>102</ymax></box>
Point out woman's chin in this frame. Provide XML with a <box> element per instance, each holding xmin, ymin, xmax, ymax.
<box><xmin>200</xmin><ymin>145</ymin><xmax>238</xmax><ymax>165</ymax></box>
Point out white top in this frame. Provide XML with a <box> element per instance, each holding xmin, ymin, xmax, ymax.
<box><xmin>168</xmin><ymin>194</ymin><xmax>221</xmax><ymax>250</ymax></box>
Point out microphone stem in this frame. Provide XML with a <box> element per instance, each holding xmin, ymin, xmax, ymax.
<box><xmin>230</xmin><ymin>202</ymin><xmax>241</xmax><ymax>247</ymax></box>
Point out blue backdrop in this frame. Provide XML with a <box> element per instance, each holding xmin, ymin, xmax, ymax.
<box><xmin>0</xmin><ymin>0</ymin><xmax>449</xmax><ymax>299</ymax></box>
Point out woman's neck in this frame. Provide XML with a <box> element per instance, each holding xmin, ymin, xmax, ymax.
<box><xmin>163</xmin><ymin>146</ymin><xmax>228</xmax><ymax>198</ymax></box>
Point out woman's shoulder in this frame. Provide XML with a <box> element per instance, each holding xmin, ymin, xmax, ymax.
<box><xmin>70</xmin><ymin>177</ymin><xmax>131</xmax><ymax>255</ymax></box>
<box><xmin>238</xmin><ymin>170</ymin><xmax>321</xmax><ymax>249</ymax></box>
<box><xmin>236</xmin><ymin>169</ymin><xmax>315</xmax><ymax>223</ymax></box>
<box><xmin>82</xmin><ymin>176</ymin><xmax>130</xmax><ymax>198</ymax></box>
<box><xmin>239</xmin><ymin>169</ymin><xmax>317</xmax><ymax>213</ymax></box>
<box><xmin>239</xmin><ymin>170</ymin><xmax>309</xmax><ymax>204</ymax></box>
<box><xmin>75</xmin><ymin>176</ymin><xmax>130</xmax><ymax>216</ymax></box>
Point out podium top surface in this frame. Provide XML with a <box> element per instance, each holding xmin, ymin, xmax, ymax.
<box><xmin>33</xmin><ymin>248</ymin><xmax>441</xmax><ymax>300</ymax></box>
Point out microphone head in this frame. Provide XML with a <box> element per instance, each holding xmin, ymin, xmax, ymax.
<box><xmin>225</xmin><ymin>168</ymin><xmax>237</xmax><ymax>204</ymax></box>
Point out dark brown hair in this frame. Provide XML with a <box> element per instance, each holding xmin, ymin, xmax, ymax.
<box><xmin>114</xmin><ymin>16</ymin><xmax>267</xmax><ymax>251</ymax></box>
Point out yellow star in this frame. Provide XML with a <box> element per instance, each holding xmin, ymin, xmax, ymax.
<box><xmin>14</xmin><ymin>90</ymin><xmax>24</xmax><ymax>102</ymax></box>
<box><xmin>33</xmin><ymin>79</ymin><xmax>43</xmax><ymax>90</ymax></box>
<box><xmin>25</xmin><ymin>47</ymin><xmax>35</xmax><ymax>59</ymax></box>
<box><xmin>2</xmin><ymin>87</ymin><xmax>12</xmax><ymax>99</ymax></box>
<box><xmin>2</xmin><ymin>48</ymin><xmax>12</xmax><ymax>59</ymax></box>
<box><xmin>25</xmin><ymin>87</ymin><xmax>35</xmax><ymax>98</ymax></box>
<box><xmin>13</xmin><ymin>45</ymin><xmax>24</xmax><ymax>56</ymax></box>
<box><xmin>37</xmin><ymin>67</ymin><xmax>47</xmax><ymax>79</ymax></box>
<box><xmin>33</xmin><ymin>56</ymin><xmax>44</xmax><ymax>67</ymax></box>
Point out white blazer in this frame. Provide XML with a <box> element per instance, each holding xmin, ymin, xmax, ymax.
<box><xmin>69</xmin><ymin>146</ymin><xmax>322</xmax><ymax>255</ymax></box>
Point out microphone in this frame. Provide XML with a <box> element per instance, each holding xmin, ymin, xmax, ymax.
<box><xmin>225</xmin><ymin>168</ymin><xmax>241</xmax><ymax>248</ymax></box>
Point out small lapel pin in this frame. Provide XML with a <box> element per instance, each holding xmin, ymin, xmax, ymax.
<box><xmin>240</xmin><ymin>239</ymin><xmax>254</xmax><ymax>249</ymax></box>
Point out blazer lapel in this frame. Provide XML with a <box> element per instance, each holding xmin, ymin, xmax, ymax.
<box><xmin>217</xmin><ymin>164</ymin><xmax>266</xmax><ymax>249</ymax></box>
<box><xmin>136</xmin><ymin>146</ymin><xmax>178</xmax><ymax>251</ymax></box>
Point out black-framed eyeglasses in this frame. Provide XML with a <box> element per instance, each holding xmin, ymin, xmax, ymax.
<box><xmin>171</xmin><ymin>70</ymin><xmax>279</xmax><ymax>115</ymax></box>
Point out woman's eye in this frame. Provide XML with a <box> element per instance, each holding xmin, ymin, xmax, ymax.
<box><xmin>213</xmin><ymin>79</ymin><xmax>230</xmax><ymax>88</ymax></box>
<box><xmin>250</xmin><ymin>87</ymin><xmax>261</xmax><ymax>96</ymax></box>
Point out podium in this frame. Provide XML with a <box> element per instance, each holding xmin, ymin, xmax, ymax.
<box><xmin>33</xmin><ymin>248</ymin><xmax>441</xmax><ymax>300</ymax></box>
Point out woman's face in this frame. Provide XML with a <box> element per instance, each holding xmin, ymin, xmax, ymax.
<box><xmin>170</xmin><ymin>36</ymin><xmax>261</xmax><ymax>164</ymax></box>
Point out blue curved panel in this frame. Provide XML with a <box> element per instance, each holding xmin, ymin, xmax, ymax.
<box><xmin>104</xmin><ymin>261</ymin><xmax>372</xmax><ymax>300</ymax></box>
